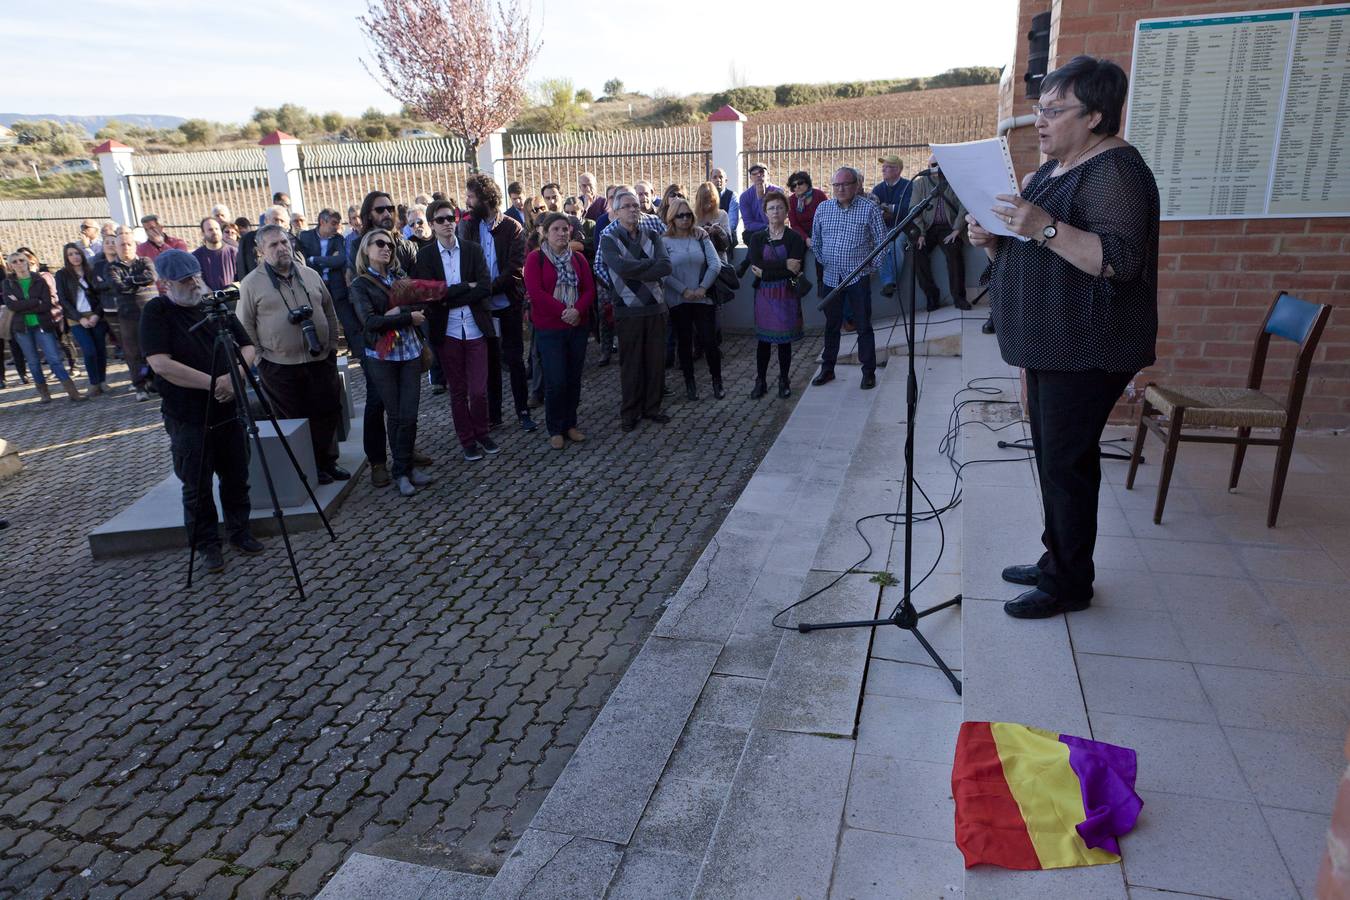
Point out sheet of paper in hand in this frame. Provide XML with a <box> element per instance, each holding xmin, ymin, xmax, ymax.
<box><xmin>930</xmin><ymin>137</ymin><xmax>1026</xmax><ymax>241</ymax></box>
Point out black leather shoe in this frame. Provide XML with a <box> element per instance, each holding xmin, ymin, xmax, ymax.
<box><xmin>777</xmin><ymin>376</ymin><xmax>791</xmax><ymax>399</ymax></box>
<box><xmin>981</xmin><ymin>317</ymin><xmax>996</xmax><ymax>335</ymax></box>
<box><xmin>324</xmin><ymin>465</ymin><xmax>351</xmax><ymax>481</ymax></box>
<box><xmin>751</xmin><ymin>378</ymin><xmax>768</xmax><ymax>399</ymax></box>
<box><xmin>955</xmin><ymin>297</ymin><xmax>972</xmax><ymax>311</ymax></box>
<box><xmin>1003</xmin><ymin>588</ymin><xmax>1091</xmax><ymax>619</ymax></box>
<box><xmin>645</xmin><ymin>413</ymin><xmax>671</xmax><ymax>424</ymax></box>
<box><xmin>881</xmin><ymin>282</ymin><xmax>897</xmax><ymax>297</ymax></box>
<box><xmin>1001</xmin><ymin>564</ymin><xmax>1041</xmax><ymax>586</ymax></box>
<box><xmin>231</xmin><ymin>534</ymin><xmax>264</xmax><ymax>555</ymax></box>
<box><xmin>621</xmin><ymin>419</ymin><xmax>639</xmax><ymax>432</ymax></box>
<box><xmin>317</xmin><ymin>470</ymin><xmax>334</xmax><ymax>485</ymax></box>
<box><xmin>712</xmin><ymin>378</ymin><xmax>725</xmax><ymax>400</ymax></box>
<box><xmin>860</xmin><ymin>372</ymin><xmax>877</xmax><ymax>390</ymax></box>
<box><xmin>811</xmin><ymin>370</ymin><xmax>835</xmax><ymax>387</ymax></box>
<box><xmin>685</xmin><ymin>378</ymin><xmax>698</xmax><ymax>401</ymax></box>
<box><xmin>200</xmin><ymin>546</ymin><xmax>225</xmax><ymax>573</ymax></box>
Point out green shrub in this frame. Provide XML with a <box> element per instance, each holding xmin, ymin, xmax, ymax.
<box><xmin>774</xmin><ymin>83</ymin><xmax>827</xmax><ymax>107</ymax></box>
<box><xmin>834</xmin><ymin>82</ymin><xmax>868</xmax><ymax>99</ymax></box>
<box><xmin>603</xmin><ymin>78</ymin><xmax>624</xmax><ymax>97</ymax></box>
<box><xmin>709</xmin><ymin>86</ymin><xmax>774</xmax><ymax>114</ymax></box>
<box><xmin>928</xmin><ymin>67</ymin><xmax>1001</xmax><ymax>88</ymax></box>
<box><xmin>575</xmin><ymin>88</ymin><xmax>594</xmax><ymax>104</ymax></box>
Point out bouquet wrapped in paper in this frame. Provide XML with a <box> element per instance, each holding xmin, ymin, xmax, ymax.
<box><xmin>389</xmin><ymin>278</ymin><xmax>447</xmax><ymax>308</ymax></box>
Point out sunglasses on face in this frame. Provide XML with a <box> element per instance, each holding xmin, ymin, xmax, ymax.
<box><xmin>432</xmin><ymin>215</ymin><xmax>455</xmax><ymax>224</ymax></box>
<box><xmin>372</xmin><ymin>204</ymin><xmax>395</xmax><ymax>214</ymax></box>
<box><xmin>674</xmin><ymin>212</ymin><xmax>693</xmax><ymax>220</ymax></box>
<box><xmin>371</xmin><ymin>239</ymin><xmax>393</xmax><ymax>250</ymax></box>
<box><xmin>533</xmin><ymin>206</ymin><xmax>547</xmax><ymax>213</ymax></box>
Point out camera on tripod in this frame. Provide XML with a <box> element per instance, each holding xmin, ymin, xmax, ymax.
<box><xmin>286</xmin><ymin>304</ymin><xmax>323</xmax><ymax>357</ymax></box>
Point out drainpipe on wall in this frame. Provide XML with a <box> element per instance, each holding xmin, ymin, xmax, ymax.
<box><xmin>998</xmin><ymin>114</ymin><xmax>1039</xmax><ymax>136</ymax></box>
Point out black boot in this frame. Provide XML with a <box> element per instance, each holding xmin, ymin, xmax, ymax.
<box><xmin>684</xmin><ymin>376</ymin><xmax>698</xmax><ymax>401</ymax></box>
<box><xmin>712</xmin><ymin>377</ymin><xmax>725</xmax><ymax>399</ymax></box>
<box><xmin>778</xmin><ymin>376</ymin><xmax>791</xmax><ymax>399</ymax></box>
<box><xmin>750</xmin><ymin>377</ymin><xmax>767</xmax><ymax>399</ymax></box>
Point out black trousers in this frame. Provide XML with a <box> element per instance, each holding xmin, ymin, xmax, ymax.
<box><xmin>259</xmin><ymin>356</ymin><xmax>343</xmax><ymax>471</ymax></box>
<box><xmin>164</xmin><ymin>412</ymin><xmax>251</xmax><ymax>551</ymax></box>
<box><xmin>914</xmin><ymin>224</ymin><xmax>966</xmax><ymax>308</ymax></box>
<box><xmin>1025</xmin><ymin>368</ymin><xmax>1134</xmax><ymax>602</ymax></box>
<box><xmin>616</xmin><ymin>312</ymin><xmax>667</xmax><ymax>425</ymax></box>
<box><xmin>365</xmin><ymin>357</ymin><xmax>421</xmax><ymax>478</ymax></box>
<box><xmin>671</xmin><ymin>303</ymin><xmax>720</xmax><ymax>380</ymax></box>
<box><xmin>487</xmin><ymin>302</ymin><xmax>529</xmax><ymax>424</ymax></box>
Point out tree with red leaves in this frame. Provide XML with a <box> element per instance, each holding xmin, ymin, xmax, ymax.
<box><xmin>359</xmin><ymin>0</ymin><xmax>540</xmax><ymax>161</ymax></box>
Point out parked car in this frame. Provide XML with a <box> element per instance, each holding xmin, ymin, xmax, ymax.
<box><xmin>400</xmin><ymin>128</ymin><xmax>441</xmax><ymax>140</ymax></box>
<box><xmin>49</xmin><ymin>158</ymin><xmax>97</xmax><ymax>175</ymax></box>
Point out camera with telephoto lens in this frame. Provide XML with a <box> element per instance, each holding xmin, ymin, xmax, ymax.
<box><xmin>287</xmin><ymin>304</ymin><xmax>323</xmax><ymax>358</ymax></box>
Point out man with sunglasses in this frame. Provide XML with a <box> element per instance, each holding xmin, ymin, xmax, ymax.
<box><xmin>908</xmin><ymin>159</ymin><xmax>971</xmax><ymax>311</ymax></box>
<box><xmin>413</xmin><ymin>199</ymin><xmax>497</xmax><ymax>460</ymax></box>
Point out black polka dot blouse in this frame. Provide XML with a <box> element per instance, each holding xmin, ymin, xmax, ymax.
<box><xmin>989</xmin><ymin>145</ymin><xmax>1159</xmax><ymax>374</ymax></box>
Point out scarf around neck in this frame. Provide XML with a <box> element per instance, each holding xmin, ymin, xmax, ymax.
<box><xmin>542</xmin><ymin>245</ymin><xmax>578</xmax><ymax>307</ymax></box>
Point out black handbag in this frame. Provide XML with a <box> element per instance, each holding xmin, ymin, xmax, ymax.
<box><xmin>791</xmin><ymin>274</ymin><xmax>813</xmax><ymax>300</ymax></box>
<box><xmin>711</xmin><ymin>263</ymin><xmax>740</xmax><ymax>305</ymax></box>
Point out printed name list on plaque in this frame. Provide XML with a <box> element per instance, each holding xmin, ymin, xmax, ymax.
<box><xmin>1125</xmin><ymin>5</ymin><xmax>1349</xmax><ymax>220</ymax></box>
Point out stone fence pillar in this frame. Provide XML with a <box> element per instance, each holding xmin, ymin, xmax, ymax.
<box><xmin>708</xmin><ymin>105</ymin><xmax>746</xmax><ymax>196</ymax></box>
<box><xmin>475</xmin><ymin>130</ymin><xmax>507</xmax><ymax>196</ymax></box>
<box><xmin>260</xmin><ymin>131</ymin><xmax>306</xmax><ymax>217</ymax></box>
<box><xmin>93</xmin><ymin>140</ymin><xmax>140</xmax><ymax>226</ymax></box>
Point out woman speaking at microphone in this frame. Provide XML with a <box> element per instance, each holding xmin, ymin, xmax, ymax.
<box><xmin>966</xmin><ymin>55</ymin><xmax>1159</xmax><ymax>620</ymax></box>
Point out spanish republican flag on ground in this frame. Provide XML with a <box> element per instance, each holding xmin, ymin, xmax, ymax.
<box><xmin>952</xmin><ymin>721</ymin><xmax>1143</xmax><ymax>869</ymax></box>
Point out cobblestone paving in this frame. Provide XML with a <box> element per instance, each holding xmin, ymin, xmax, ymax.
<box><xmin>0</xmin><ymin>330</ymin><xmax>822</xmax><ymax>898</ymax></box>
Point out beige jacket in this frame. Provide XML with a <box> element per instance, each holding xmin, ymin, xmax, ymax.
<box><xmin>909</xmin><ymin>175</ymin><xmax>969</xmax><ymax>238</ymax></box>
<box><xmin>236</xmin><ymin>263</ymin><xmax>338</xmax><ymax>365</ymax></box>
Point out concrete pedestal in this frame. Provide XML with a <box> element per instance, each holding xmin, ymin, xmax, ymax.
<box><xmin>0</xmin><ymin>438</ymin><xmax>23</xmax><ymax>481</ymax></box>
<box><xmin>248</xmin><ymin>418</ymin><xmax>317</xmax><ymax>509</ymax></box>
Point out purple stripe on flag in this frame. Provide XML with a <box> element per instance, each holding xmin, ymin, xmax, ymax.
<box><xmin>1059</xmin><ymin>734</ymin><xmax>1144</xmax><ymax>853</ymax></box>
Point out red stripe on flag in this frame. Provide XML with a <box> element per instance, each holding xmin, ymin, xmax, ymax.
<box><xmin>952</xmin><ymin>721</ymin><xmax>1042</xmax><ymax>869</ymax></box>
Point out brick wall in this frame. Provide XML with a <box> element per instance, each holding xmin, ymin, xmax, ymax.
<box><xmin>999</xmin><ymin>0</ymin><xmax>1350</xmax><ymax>428</ymax></box>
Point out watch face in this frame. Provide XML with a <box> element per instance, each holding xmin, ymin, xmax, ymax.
<box><xmin>1043</xmin><ymin>225</ymin><xmax>1057</xmax><ymax>239</ymax></box>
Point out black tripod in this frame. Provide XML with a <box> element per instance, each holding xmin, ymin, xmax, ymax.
<box><xmin>186</xmin><ymin>296</ymin><xmax>335</xmax><ymax>599</ymax></box>
<box><xmin>798</xmin><ymin>171</ymin><xmax>962</xmax><ymax>696</ymax></box>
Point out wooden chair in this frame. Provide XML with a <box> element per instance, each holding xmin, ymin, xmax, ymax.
<box><xmin>1126</xmin><ymin>292</ymin><xmax>1332</xmax><ymax>527</ymax></box>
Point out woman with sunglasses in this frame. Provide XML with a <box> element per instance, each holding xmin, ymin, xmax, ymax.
<box><xmin>660</xmin><ymin>197</ymin><xmax>723</xmax><ymax>401</ymax></box>
<box><xmin>350</xmin><ymin>229</ymin><xmax>432</xmax><ymax>497</ymax></box>
<box><xmin>56</xmin><ymin>241</ymin><xmax>110</xmax><ymax>395</ymax></box>
<box><xmin>3</xmin><ymin>250</ymin><xmax>83</xmax><ymax>403</ymax></box>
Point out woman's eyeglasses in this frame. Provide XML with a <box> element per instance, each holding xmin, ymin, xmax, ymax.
<box><xmin>371</xmin><ymin>239</ymin><xmax>393</xmax><ymax>250</ymax></box>
<box><xmin>673</xmin><ymin>212</ymin><xmax>694</xmax><ymax>220</ymax></box>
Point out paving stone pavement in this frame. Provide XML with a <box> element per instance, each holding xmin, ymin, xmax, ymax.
<box><xmin>0</xmin><ymin>330</ymin><xmax>822</xmax><ymax>899</ymax></box>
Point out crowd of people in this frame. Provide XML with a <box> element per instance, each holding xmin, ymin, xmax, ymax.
<box><xmin>1</xmin><ymin>158</ymin><xmax>977</xmax><ymax>565</ymax></box>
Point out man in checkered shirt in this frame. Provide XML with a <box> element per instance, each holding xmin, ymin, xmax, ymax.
<box><xmin>811</xmin><ymin>166</ymin><xmax>887</xmax><ymax>390</ymax></box>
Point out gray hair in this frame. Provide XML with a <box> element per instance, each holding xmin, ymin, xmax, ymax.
<box><xmin>263</xmin><ymin>205</ymin><xmax>288</xmax><ymax>226</ymax></box>
<box><xmin>610</xmin><ymin>188</ymin><xmax>638</xmax><ymax>213</ymax></box>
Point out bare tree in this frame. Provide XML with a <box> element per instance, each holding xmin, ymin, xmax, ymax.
<box><xmin>359</xmin><ymin>0</ymin><xmax>540</xmax><ymax>162</ymax></box>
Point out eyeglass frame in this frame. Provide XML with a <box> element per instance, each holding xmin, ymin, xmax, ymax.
<box><xmin>1032</xmin><ymin>103</ymin><xmax>1086</xmax><ymax>120</ymax></box>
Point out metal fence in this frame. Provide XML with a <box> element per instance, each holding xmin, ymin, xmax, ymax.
<box><xmin>130</xmin><ymin>148</ymin><xmax>272</xmax><ymax>233</ymax></box>
<box><xmin>744</xmin><ymin>113</ymin><xmax>992</xmax><ymax>190</ymax></box>
<box><xmin>299</xmin><ymin>137</ymin><xmax>473</xmax><ymax>215</ymax></box>
<box><xmin>0</xmin><ymin>197</ymin><xmax>111</xmax><ymax>267</ymax></box>
<box><xmin>503</xmin><ymin>127</ymin><xmax>712</xmax><ymax>199</ymax></box>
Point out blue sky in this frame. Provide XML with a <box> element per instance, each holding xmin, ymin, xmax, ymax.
<box><xmin>8</xmin><ymin>0</ymin><xmax>1018</xmax><ymax>122</ymax></box>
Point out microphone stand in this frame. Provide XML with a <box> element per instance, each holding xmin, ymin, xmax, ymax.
<box><xmin>800</xmin><ymin>169</ymin><xmax>962</xmax><ymax>696</ymax></box>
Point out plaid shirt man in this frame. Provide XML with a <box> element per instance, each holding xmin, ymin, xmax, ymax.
<box><xmin>592</xmin><ymin>212</ymin><xmax>665</xmax><ymax>289</ymax></box>
<box><xmin>811</xmin><ymin>196</ymin><xmax>887</xmax><ymax>289</ymax></box>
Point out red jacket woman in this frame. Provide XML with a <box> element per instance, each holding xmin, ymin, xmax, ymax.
<box><xmin>524</xmin><ymin>213</ymin><xmax>596</xmax><ymax>448</ymax></box>
<box><xmin>786</xmin><ymin>172</ymin><xmax>828</xmax><ymax>244</ymax></box>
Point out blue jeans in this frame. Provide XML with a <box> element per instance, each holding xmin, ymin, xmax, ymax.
<box><xmin>881</xmin><ymin>240</ymin><xmax>905</xmax><ymax>293</ymax></box>
<box><xmin>821</xmin><ymin>276</ymin><xmax>875</xmax><ymax>375</ymax></box>
<box><xmin>535</xmin><ymin>326</ymin><xmax>588</xmax><ymax>436</ymax></box>
<box><xmin>72</xmin><ymin>320</ymin><xmax>110</xmax><ymax>385</ymax></box>
<box><xmin>12</xmin><ymin>329</ymin><xmax>69</xmax><ymax>386</ymax></box>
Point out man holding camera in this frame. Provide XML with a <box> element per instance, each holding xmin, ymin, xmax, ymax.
<box><xmin>141</xmin><ymin>250</ymin><xmax>262</xmax><ymax>574</ymax></box>
<box><xmin>237</xmin><ymin>224</ymin><xmax>348</xmax><ymax>484</ymax></box>
<box><xmin>105</xmin><ymin>231</ymin><xmax>159</xmax><ymax>400</ymax></box>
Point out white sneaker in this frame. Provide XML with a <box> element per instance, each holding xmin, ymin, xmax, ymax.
<box><xmin>397</xmin><ymin>476</ymin><xmax>416</xmax><ymax>497</ymax></box>
<box><xmin>410</xmin><ymin>469</ymin><xmax>434</xmax><ymax>486</ymax></box>
<box><xmin>134</xmin><ymin>389</ymin><xmax>149</xmax><ymax>402</ymax></box>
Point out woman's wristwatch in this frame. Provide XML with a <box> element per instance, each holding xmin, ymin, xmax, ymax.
<box><xmin>1039</xmin><ymin>221</ymin><xmax>1058</xmax><ymax>246</ymax></box>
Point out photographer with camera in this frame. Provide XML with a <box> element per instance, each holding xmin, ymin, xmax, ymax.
<box><xmin>140</xmin><ymin>250</ymin><xmax>263</xmax><ymax>574</ymax></box>
<box><xmin>105</xmin><ymin>231</ymin><xmax>159</xmax><ymax>400</ymax></box>
<box><xmin>237</xmin><ymin>224</ymin><xmax>348</xmax><ymax>485</ymax></box>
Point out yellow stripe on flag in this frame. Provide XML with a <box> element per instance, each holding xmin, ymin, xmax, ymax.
<box><xmin>990</xmin><ymin>722</ymin><xmax>1121</xmax><ymax>869</ymax></box>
